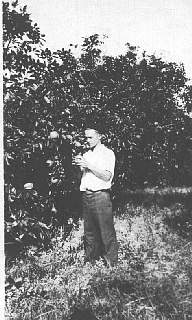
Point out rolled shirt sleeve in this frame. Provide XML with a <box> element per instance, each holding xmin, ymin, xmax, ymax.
<box><xmin>101</xmin><ymin>148</ymin><xmax>115</xmax><ymax>176</ymax></box>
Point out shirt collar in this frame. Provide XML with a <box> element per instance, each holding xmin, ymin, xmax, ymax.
<box><xmin>89</xmin><ymin>143</ymin><xmax>103</xmax><ymax>152</ymax></box>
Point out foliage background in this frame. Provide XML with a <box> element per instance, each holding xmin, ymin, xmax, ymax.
<box><xmin>3</xmin><ymin>0</ymin><xmax>192</xmax><ymax>247</ymax></box>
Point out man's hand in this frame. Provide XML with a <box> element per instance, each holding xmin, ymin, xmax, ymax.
<box><xmin>73</xmin><ymin>155</ymin><xmax>111</xmax><ymax>182</ymax></box>
<box><xmin>73</xmin><ymin>155</ymin><xmax>89</xmax><ymax>169</ymax></box>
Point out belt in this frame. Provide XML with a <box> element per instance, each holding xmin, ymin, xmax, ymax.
<box><xmin>84</xmin><ymin>189</ymin><xmax>110</xmax><ymax>194</ymax></box>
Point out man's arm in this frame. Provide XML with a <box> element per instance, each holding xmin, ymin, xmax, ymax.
<box><xmin>87</xmin><ymin>163</ymin><xmax>112</xmax><ymax>181</ymax></box>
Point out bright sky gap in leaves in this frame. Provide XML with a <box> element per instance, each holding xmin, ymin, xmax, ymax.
<box><xmin>16</xmin><ymin>0</ymin><xmax>192</xmax><ymax>79</ymax></box>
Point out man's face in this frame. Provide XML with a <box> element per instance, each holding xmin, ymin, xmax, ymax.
<box><xmin>85</xmin><ymin>129</ymin><xmax>101</xmax><ymax>149</ymax></box>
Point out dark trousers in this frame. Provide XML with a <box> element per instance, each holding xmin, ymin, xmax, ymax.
<box><xmin>82</xmin><ymin>191</ymin><xmax>118</xmax><ymax>266</ymax></box>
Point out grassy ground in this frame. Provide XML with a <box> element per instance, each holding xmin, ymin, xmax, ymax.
<box><xmin>5</xmin><ymin>193</ymin><xmax>192</xmax><ymax>320</ymax></box>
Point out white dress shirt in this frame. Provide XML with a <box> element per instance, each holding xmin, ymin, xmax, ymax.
<box><xmin>80</xmin><ymin>144</ymin><xmax>115</xmax><ymax>191</ymax></box>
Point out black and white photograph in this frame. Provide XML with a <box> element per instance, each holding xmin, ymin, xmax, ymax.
<box><xmin>3</xmin><ymin>0</ymin><xmax>192</xmax><ymax>319</ymax></box>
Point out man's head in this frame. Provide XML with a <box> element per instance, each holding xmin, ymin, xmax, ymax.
<box><xmin>85</xmin><ymin>128</ymin><xmax>102</xmax><ymax>149</ymax></box>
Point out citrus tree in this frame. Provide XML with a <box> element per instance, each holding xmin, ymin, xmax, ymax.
<box><xmin>4</xmin><ymin>1</ymin><xmax>192</xmax><ymax>251</ymax></box>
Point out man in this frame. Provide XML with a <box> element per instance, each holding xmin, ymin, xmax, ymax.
<box><xmin>74</xmin><ymin>127</ymin><xmax>118</xmax><ymax>266</ymax></box>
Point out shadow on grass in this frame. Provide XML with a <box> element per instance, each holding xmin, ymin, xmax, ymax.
<box><xmin>113</xmin><ymin>188</ymin><xmax>192</xmax><ymax>241</ymax></box>
<box><xmin>163</xmin><ymin>204</ymin><xmax>192</xmax><ymax>240</ymax></box>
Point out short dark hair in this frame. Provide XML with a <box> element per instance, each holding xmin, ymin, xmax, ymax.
<box><xmin>84</xmin><ymin>121</ymin><xmax>105</xmax><ymax>134</ymax></box>
<box><xmin>85</xmin><ymin>127</ymin><xmax>102</xmax><ymax>135</ymax></box>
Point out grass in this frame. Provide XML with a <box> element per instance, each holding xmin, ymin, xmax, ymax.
<box><xmin>113</xmin><ymin>187</ymin><xmax>192</xmax><ymax>209</ymax></box>
<box><xmin>5</xmin><ymin>193</ymin><xmax>192</xmax><ymax>320</ymax></box>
